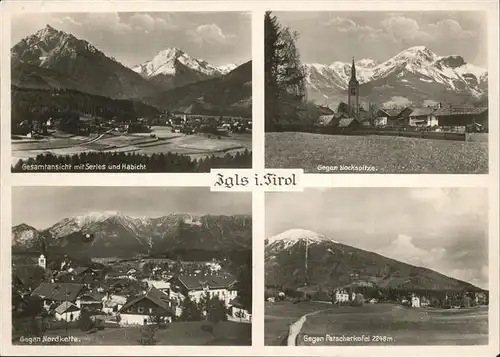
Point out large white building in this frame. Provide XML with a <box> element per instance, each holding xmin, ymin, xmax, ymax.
<box><xmin>168</xmin><ymin>274</ymin><xmax>238</xmax><ymax>316</ymax></box>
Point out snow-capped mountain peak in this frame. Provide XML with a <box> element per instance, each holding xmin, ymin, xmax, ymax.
<box><xmin>217</xmin><ymin>63</ymin><xmax>238</xmax><ymax>74</ymax></box>
<box><xmin>132</xmin><ymin>47</ymin><xmax>224</xmax><ymax>78</ymax></box>
<box><xmin>267</xmin><ymin>228</ymin><xmax>337</xmax><ymax>249</ymax></box>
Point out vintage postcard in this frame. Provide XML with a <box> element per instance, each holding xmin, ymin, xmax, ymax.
<box><xmin>265</xmin><ymin>11</ymin><xmax>489</xmax><ymax>174</ymax></box>
<box><xmin>265</xmin><ymin>188</ymin><xmax>489</xmax><ymax>346</ymax></box>
<box><xmin>1</xmin><ymin>1</ymin><xmax>499</xmax><ymax>357</ymax></box>
<box><xmin>9</xmin><ymin>12</ymin><xmax>252</xmax><ymax>173</ymax></box>
<box><xmin>10</xmin><ymin>187</ymin><xmax>252</xmax><ymax>346</ymax></box>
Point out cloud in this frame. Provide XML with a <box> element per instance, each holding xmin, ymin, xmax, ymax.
<box><xmin>83</xmin><ymin>13</ymin><xmax>133</xmax><ymax>36</ymax></box>
<box><xmin>52</xmin><ymin>16</ymin><xmax>82</xmax><ymax>28</ymax></box>
<box><xmin>326</xmin><ymin>16</ymin><xmax>382</xmax><ymax>41</ymax></box>
<box><xmin>381</xmin><ymin>15</ymin><xmax>432</xmax><ymax>43</ymax></box>
<box><xmin>129</xmin><ymin>13</ymin><xmax>178</xmax><ymax>33</ymax></box>
<box><xmin>426</xmin><ymin>19</ymin><xmax>476</xmax><ymax>40</ymax></box>
<box><xmin>381</xmin><ymin>15</ymin><xmax>476</xmax><ymax>44</ymax></box>
<box><xmin>187</xmin><ymin>23</ymin><xmax>235</xmax><ymax>47</ymax></box>
<box><xmin>383</xmin><ymin>96</ymin><xmax>412</xmax><ymax>108</ymax></box>
<box><xmin>376</xmin><ymin>234</ymin><xmax>447</xmax><ymax>268</ymax></box>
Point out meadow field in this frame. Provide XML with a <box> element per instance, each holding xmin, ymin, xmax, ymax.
<box><xmin>265</xmin><ymin>132</ymin><xmax>488</xmax><ymax>174</ymax></box>
<box><xmin>265</xmin><ymin>301</ymin><xmax>333</xmax><ymax>346</ymax></box>
<box><xmin>265</xmin><ymin>302</ymin><xmax>488</xmax><ymax>346</ymax></box>
<box><xmin>14</xmin><ymin>321</ymin><xmax>251</xmax><ymax>346</ymax></box>
<box><xmin>12</xmin><ymin>126</ymin><xmax>251</xmax><ymax>166</ymax></box>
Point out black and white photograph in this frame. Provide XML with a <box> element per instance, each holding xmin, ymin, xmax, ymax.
<box><xmin>11</xmin><ymin>187</ymin><xmax>252</xmax><ymax>345</ymax></box>
<box><xmin>265</xmin><ymin>188</ymin><xmax>489</xmax><ymax>346</ymax></box>
<box><xmin>265</xmin><ymin>11</ymin><xmax>488</xmax><ymax>174</ymax></box>
<box><xmin>10</xmin><ymin>12</ymin><xmax>252</xmax><ymax>173</ymax></box>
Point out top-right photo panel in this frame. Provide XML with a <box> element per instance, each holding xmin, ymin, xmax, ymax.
<box><xmin>264</xmin><ymin>11</ymin><xmax>488</xmax><ymax>174</ymax></box>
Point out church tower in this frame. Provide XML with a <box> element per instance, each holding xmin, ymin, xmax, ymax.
<box><xmin>347</xmin><ymin>58</ymin><xmax>360</xmax><ymax>118</ymax></box>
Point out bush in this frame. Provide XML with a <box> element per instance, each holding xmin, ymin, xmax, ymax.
<box><xmin>138</xmin><ymin>325</ymin><xmax>158</xmax><ymax>345</ymax></box>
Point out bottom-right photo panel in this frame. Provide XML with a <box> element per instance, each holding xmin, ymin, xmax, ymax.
<box><xmin>264</xmin><ymin>188</ymin><xmax>489</xmax><ymax>346</ymax></box>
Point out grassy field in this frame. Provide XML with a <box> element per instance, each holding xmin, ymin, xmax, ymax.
<box><xmin>295</xmin><ymin>303</ymin><xmax>488</xmax><ymax>346</ymax></box>
<box><xmin>11</xmin><ymin>127</ymin><xmax>251</xmax><ymax>165</ymax></box>
<box><xmin>265</xmin><ymin>301</ymin><xmax>333</xmax><ymax>346</ymax></box>
<box><xmin>15</xmin><ymin>321</ymin><xmax>251</xmax><ymax>346</ymax></box>
<box><xmin>265</xmin><ymin>132</ymin><xmax>488</xmax><ymax>174</ymax></box>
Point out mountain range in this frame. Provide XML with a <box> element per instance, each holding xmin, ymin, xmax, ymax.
<box><xmin>12</xmin><ymin>212</ymin><xmax>252</xmax><ymax>259</ymax></box>
<box><xmin>265</xmin><ymin>228</ymin><xmax>484</xmax><ymax>293</ymax></box>
<box><xmin>304</xmin><ymin>46</ymin><xmax>488</xmax><ymax>108</ymax></box>
<box><xmin>11</xmin><ymin>25</ymin><xmax>251</xmax><ymax>115</ymax></box>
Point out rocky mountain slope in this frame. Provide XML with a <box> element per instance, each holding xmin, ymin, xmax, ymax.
<box><xmin>132</xmin><ymin>47</ymin><xmax>237</xmax><ymax>90</ymax></box>
<box><xmin>304</xmin><ymin>46</ymin><xmax>488</xmax><ymax>107</ymax></box>
<box><xmin>143</xmin><ymin>60</ymin><xmax>252</xmax><ymax>117</ymax></box>
<box><xmin>12</xmin><ymin>212</ymin><xmax>252</xmax><ymax>259</ymax></box>
<box><xmin>11</xmin><ymin>25</ymin><xmax>160</xmax><ymax>99</ymax></box>
<box><xmin>265</xmin><ymin>229</ymin><xmax>484</xmax><ymax>292</ymax></box>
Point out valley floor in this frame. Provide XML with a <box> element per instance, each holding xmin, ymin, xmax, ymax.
<box><xmin>12</xmin><ymin>127</ymin><xmax>251</xmax><ymax>166</ymax></box>
<box><xmin>265</xmin><ymin>132</ymin><xmax>488</xmax><ymax>174</ymax></box>
<box><xmin>265</xmin><ymin>302</ymin><xmax>488</xmax><ymax>346</ymax></box>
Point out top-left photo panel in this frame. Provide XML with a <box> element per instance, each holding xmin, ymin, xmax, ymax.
<box><xmin>10</xmin><ymin>12</ymin><xmax>252</xmax><ymax>173</ymax></box>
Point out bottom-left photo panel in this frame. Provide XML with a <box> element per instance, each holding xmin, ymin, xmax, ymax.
<box><xmin>11</xmin><ymin>186</ymin><xmax>252</xmax><ymax>346</ymax></box>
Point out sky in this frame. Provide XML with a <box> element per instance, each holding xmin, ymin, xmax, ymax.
<box><xmin>272</xmin><ymin>11</ymin><xmax>488</xmax><ymax>67</ymax></box>
<box><xmin>11</xmin><ymin>12</ymin><xmax>251</xmax><ymax>67</ymax></box>
<box><xmin>12</xmin><ymin>187</ymin><xmax>251</xmax><ymax>229</ymax></box>
<box><xmin>266</xmin><ymin>188</ymin><xmax>489</xmax><ymax>289</ymax></box>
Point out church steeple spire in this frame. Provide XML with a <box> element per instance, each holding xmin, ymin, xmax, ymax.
<box><xmin>350</xmin><ymin>57</ymin><xmax>357</xmax><ymax>82</ymax></box>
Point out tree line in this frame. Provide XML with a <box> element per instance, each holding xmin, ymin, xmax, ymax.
<box><xmin>11</xmin><ymin>85</ymin><xmax>161</xmax><ymax>134</ymax></box>
<box><xmin>12</xmin><ymin>150</ymin><xmax>252</xmax><ymax>173</ymax></box>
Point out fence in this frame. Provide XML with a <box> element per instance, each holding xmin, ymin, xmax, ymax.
<box><xmin>269</xmin><ymin>125</ymin><xmax>466</xmax><ymax>141</ymax></box>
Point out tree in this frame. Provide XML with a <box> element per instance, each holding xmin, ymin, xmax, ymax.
<box><xmin>24</xmin><ymin>295</ymin><xmax>46</xmax><ymax>337</ymax></box>
<box><xmin>179</xmin><ymin>296</ymin><xmax>203</xmax><ymax>321</ymax></box>
<box><xmin>235</xmin><ymin>259</ymin><xmax>252</xmax><ymax>313</ymax></box>
<box><xmin>205</xmin><ymin>296</ymin><xmax>228</xmax><ymax>324</ymax></box>
<box><xmin>265</xmin><ymin>11</ymin><xmax>306</xmax><ymax>131</ymax></box>
<box><xmin>78</xmin><ymin>308</ymin><xmax>95</xmax><ymax>332</ymax></box>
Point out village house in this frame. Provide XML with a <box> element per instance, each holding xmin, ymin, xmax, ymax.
<box><xmin>102</xmin><ymin>293</ymin><xmax>127</xmax><ymax>315</ymax></box>
<box><xmin>55</xmin><ymin>301</ymin><xmax>81</xmax><ymax>322</ymax></box>
<box><xmin>337</xmin><ymin>117</ymin><xmax>363</xmax><ymax>132</ymax></box>
<box><xmin>76</xmin><ymin>291</ymin><xmax>105</xmax><ymax>311</ymax></box>
<box><xmin>420</xmin><ymin>296</ymin><xmax>430</xmax><ymax>307</ymax></box>
<box><xmin>434</xmin><ymin>106</ymin><xmax>488</xmax><ymax>131</ymax></box>
<box><xmin>409</xmin><ymin>107</ymin><xmax>438</xmax><ymax>127</ymax></box>
<box><xmin>118</xmin><ymin>286</ymin><xmax>175</xmax><ymax>326</ymax></box>
<box><xmin>168</xmin><ymin>274</ymin><xmax>238</xmax><ymax>310</ymax></box>
<box><xmin>142</xmin><ymin>279</ymin><xmax>171</xmax><ymax>295</ymax></box>
<box><xmin>31</xmin><ymin>282</ymin><xmax>85</xmax><ymax>310</ymax></box>
<box><xmin>411</xmin><ymin>295</ymin><xmax>421</xmax><ymax>308</ymax></box>
<box><xmin>334</xmin><ymin>289</ymin><xmax>350</xmax><ymax>303</ymax></box>
<box><xmin>377</xmin><ymin>108</ymin><xmax>413</xmax><ymax>127</ymax></box>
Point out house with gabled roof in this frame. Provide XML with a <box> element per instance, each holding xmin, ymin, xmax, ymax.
<box><xmin>409</xmin><ymin>107</ymin><xmax>438</xmax><ymax>127</ymax></box>
<box><xmin>55</xmin><ymin>301</ymin><xmax>81</xmax><ymax>322</ymax></box>
<box><xmin>168</xmin><ymin>274</ymin><xmax>238</xmax><ymax>308</ymax></box>
<box><xmin>118</xmin><ymin>286</ymin><xmax>174</xmax><ymax>326</ymax></box>
<box><xmin>377</xmin><ymin>107</ymin><xmax>413</xmax><ymax>127</ymax></box>
<box><xmin>31</xmin><ymin>282</ymin><xmax>85</xmax><ymax>310</ymax></box>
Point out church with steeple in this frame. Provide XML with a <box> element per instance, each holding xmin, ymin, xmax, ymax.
<box><xmin>347</xmin><ymin>58</ymin><xmax>360</xmax><ymax>118</ymax></box>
